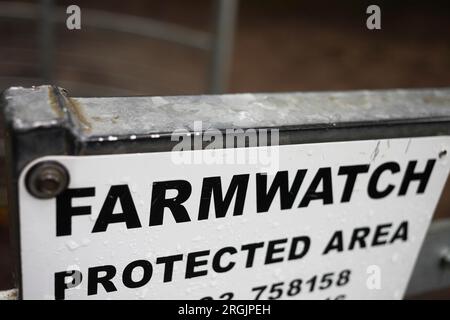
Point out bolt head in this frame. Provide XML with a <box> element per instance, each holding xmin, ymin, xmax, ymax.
<box><xmin>26</xmin><ymin>161</ymin><xmax>69</xmax><ymax>199</ymax></box>
<box><xmin>441</xmin><ymin>250</ymin><xmax>450</xmax><ymax>269</ymax></box>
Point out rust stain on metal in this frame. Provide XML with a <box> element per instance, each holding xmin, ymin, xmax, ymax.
<box><xmin>47</xmin><ymin>88</ymin><xmax>64</xmax><ymax>118</ymax></box>
<box><xmin>422</xmin><ymin>95</ymin><xmax>450</xmax><ymax>106</ymax></box>
<box><xmin>91</xmin><ymin>115</ymin><xmax>120</xmax><ymax>124</ymax></box>
<box><xmin>67</xmin><ymin>97</ymin><xmax>92</xmax><ymax>132</ymax></box>
<box><xmin>48</xmin><ymin>88</ymin><xmax>91</xmax><ymax>131</ymax></box>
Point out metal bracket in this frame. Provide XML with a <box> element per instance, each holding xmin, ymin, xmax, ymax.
<box><xmin>406</xmin><ymin>219</ymin><xmax>450</xmax><ymax>296</ymax></box>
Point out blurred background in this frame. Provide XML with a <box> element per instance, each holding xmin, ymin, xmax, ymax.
<box><xmin>0</xmin><ymin>0</ymin><xmax>450</xmax><ymax>298</ymax></box>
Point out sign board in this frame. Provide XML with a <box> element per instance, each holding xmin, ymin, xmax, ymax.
<box><xmin>17</xmin><ymin>136</ymin><xmax>450</xmax><ymax>299</ymax></box>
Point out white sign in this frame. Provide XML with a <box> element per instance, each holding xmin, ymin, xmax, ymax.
<box><xmin>18</xmin><ymin>137</ymin><xmax>450</xmax><ymax>299</ymax></box>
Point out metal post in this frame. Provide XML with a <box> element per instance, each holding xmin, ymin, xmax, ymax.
<box><xmin>39</xmin><ymin>0</ymin><xmax>54</xmax><ymax>83</ymax></box>
<box><xmin>208</xmin><ymin>0</ymin><xmax>239</xmax><ymax>94</ymax></box>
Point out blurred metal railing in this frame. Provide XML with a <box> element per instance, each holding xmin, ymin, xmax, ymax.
<box><xmin>0</xmin><ymin>0</ymin><xmax>238</xmax><ymax>93</ymax></box>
